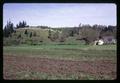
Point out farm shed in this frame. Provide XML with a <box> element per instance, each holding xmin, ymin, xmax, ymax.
<box><xmin>102</xmin><ymin>36</ymin><xmax>116</xmax><ymax>44</ymax></box>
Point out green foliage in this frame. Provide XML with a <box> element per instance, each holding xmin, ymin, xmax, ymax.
<box><xmin>3</xmin><ymin>21</ymin><xmax>14</xmax><ymax>37</ymax></box>
<box><xmin>17</xmin><ymin>34</ymin><xmax>21</xmax><ymax>39</ymax></box>
<box><xmin>3</xmin><ymin>44</ymin><xmax>116</xmax><ymax>80</ymax></box>
<box><xmin>3</xmin><ymin>22</ymin><xmax>117</xmax><ymax>80</ymax></box>
<box><xmin>3</xmin><ymin>38</ymin><xmax>21</xmax><ymax>46</ymax></box>
<box><xmin>3</xmin><ymin>23</ymin><xmax>117</xmax><ymax>46</ymax></box>
<box><xmin>78</xmin><ymin>27</ymin><xmax>101</xmax><ymax>44</ymax></box>
<box><xmin>49</xmin><ymin>30</ymin><xmax>59</xmax><ymax>42</ymax></box>
<box><xmin>25</xmin><ymin>39</ymin><xmax>33</xmax><ymax>45</ymax></box>
<box><xmin>69</xmin><ymin>30</ymin><xmax>74</xmax><ymax>37</ymax></box>
<box><xmin>16</xmin><ymin>21</ymin><xmax>27</xmax><ymax>28</ymax></box>
<box><xmin>3</xmin><ymin>45</ymin><xmax>116</xmax><ymax>60</ymax></box>
<box><xmin>29</xmin><ymin>32</ymin><xmax>32</xmax><ymax>38</ymax></box>
<box><xmin>14</xmin><ymin>30</ymin><xmax>16</xmax><ymax>33</ymax></box>
<box><xmin>59</xmin><ymin>36</ymin><xmax>66</xmax><ymax>42</ymax></box>
<box><xmin>48</xmin><ymin>29</ymin><xmax>51</xmax><ymax>38</ymax></box>
<box><xmin>24</xmin><ymin>30</ymin><xmax>28</xmax><ymax>35</ymax></box>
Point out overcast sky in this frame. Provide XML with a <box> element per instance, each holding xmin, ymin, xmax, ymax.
<box><xmin>3</xmin><ymin>3</ymin><xmax>116</xmax><ymax>28</ymax></box>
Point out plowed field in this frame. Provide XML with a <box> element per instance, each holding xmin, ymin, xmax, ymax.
<box><xmin>3</xmin><ymin>55</ymin><xmax>116</xmax><ymax>80</ymax></box>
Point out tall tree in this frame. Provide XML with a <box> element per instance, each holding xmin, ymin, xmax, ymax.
<box><xmin>24</xmin><ymin>29</ymin><xmax>28</xmax><ymax>35</ymax></box>
<box><xmin>78</xmin><ymin>26</ymin><xmax>100</xmax><ymax>44</ymax></box>
<box><xmin>48</xmin><ymin>29</ymin><xmax>51</xmax><ymax>38</ymax></box>
<box><xmin>29</xmin><ymin>32</ymin><xmax>32</xmax><ymax>38</ymax></box>
<box><xmin>16</xmin><ymin>20</ymin><xmax>27</xmax><ymax>28</ymax></box>
<box><xmin>3</xmin><ymin>21</ymin><xmax>14</xmax><ymax>37</ymax></box>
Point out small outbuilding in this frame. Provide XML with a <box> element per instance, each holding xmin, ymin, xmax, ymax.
<box><xmin>94</xmin><ymin>36</ymin><xmax>116</xmax><ymax>45</ymax></box>
<box><xmin>102</xmin><ymin>36</ymin><xmax>116</xmax><ymax>44</ymax></box>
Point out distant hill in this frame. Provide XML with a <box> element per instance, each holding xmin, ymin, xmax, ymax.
<box><xmin>3</xmin><ymin>25</ymin><xmax>116</xmax><ymax>46</ymax></box>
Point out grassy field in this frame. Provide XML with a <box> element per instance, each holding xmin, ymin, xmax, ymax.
<box><xmin>3</xmin><ymin>44</ymin><xmax>117</xmax><ymax>80</ymax></box>
<box><xmin>3</xmin><ymin>44</ymin><xmax>116</xmax><ymax>61</ymax></box>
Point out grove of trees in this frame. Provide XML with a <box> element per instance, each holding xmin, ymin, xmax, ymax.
<box><xmin>16</xmin><ymin>21</ymin><xmax>28</xmax><ymax>29</ymax></box>
<box><xmin>3</xmin><ymin>21</ymin><xmax>14</xmax><ymax>37</ymax></box>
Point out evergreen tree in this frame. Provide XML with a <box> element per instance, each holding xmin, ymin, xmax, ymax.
<box><xmin>24</xmin><ymin>29</ymin><xmax>28</xmax><ymax>35</ymax></box>
<box><xmin>70</xmin><ymin>30</ymin><xmax>74</xmax><ymax>36</ymax></box>
<box><xmin>30</xmin><ymin>32</ymin><xmax>32</xmax><ymax>38</ymax></box>
<box><xmin>48</xmin><ymin>29</ymin><xmax>51</xmax><ymax>38</ymax></box>
<box><xmin>16</xmin><ymin>20</ymin><xmax>27</xmax><ymax>28</ymax></box>
<box><xmin>3</xmin><ymin>21</ymin><xmax>14</xmax><ymax>37</ymax></box>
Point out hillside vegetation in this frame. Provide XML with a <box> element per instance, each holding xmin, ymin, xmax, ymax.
<box><xmin>3</xmin><ymin>21</ymin><xmax>116</xmax><ymax>46</ymax></box>
<box><xmin>3</xmin><ymin>27</ymin><xmax>85</xmax><ymax>45</ymax></box>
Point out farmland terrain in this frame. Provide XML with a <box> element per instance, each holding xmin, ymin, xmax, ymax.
<box><xmin>3</xmin><ymin>45</ymin><xmax>116</xmax><ymax>80</ymax></box>
<box><xmin>3</xmin><ymin>26</ymin><xmax>117</xmax><ymax>80</ymax></box>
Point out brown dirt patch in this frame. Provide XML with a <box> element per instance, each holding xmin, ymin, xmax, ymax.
<box><xmin>3</xmin><ymin>55</ymin><xmax>116</xmax><ymax>80</ymax></box>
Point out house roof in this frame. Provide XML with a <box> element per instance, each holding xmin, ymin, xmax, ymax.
<box><xmin>102</xmin><ymin>36</ymin><xmax>115</xmax><ymax>39</ymax></box>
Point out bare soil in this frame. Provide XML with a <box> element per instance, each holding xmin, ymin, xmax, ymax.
<box><xmin>3</xmin><ymin>55</ymin><xmax>116</xmax><ymax>80</ymax></box>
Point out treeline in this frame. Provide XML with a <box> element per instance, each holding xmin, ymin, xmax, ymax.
<box><xmin>3</xmin><ymin>20</ymin><xmax>116</xmax><ymax>45</ymax></box>
<box><xmin>47</xmin><ymin>24</ymin><xmax>116</xmax><ymax>44</ymax></box>
<box><xmin>3</xmin><ymin>20</ymin><xmax>29</xmax><ymax>37</ymax></box>
<box><xmin>3</xmin><ymin>20</ymin><xmax>51</xmax><ymax>37</ymax></box>
<box><xmin>16</xmin><ymin>21</ymin><xmax>29</xmax><ymax>28</ymax></box>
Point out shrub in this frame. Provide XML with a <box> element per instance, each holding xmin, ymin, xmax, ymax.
<box><xmin>24</xmin><ymin>30</ymin><xmax>28</xmax><ymax>35</ymax></box>
<box><xmin>78</xmin><ymin>27</ymin><xmax>100</xmax><ymax>44</ymax></box>
<box><xmin>49</xmin><ymin>31</ymin><xmax>59</xmax><ymax>42</ymax></box>
<box><xmin>29</xmin><ymin>32</ymin><xmax>32</xmax><ymax>38</ymax></box>
<box><xmin>17</xmin><ymin>34</ymin><xmax>21</xmax><ymax>39</ymax></box>
<box><xmin>59</xmin><ymin>36</ymin><xmax>66</xmax><ymax>42</ymax></box>
<box><xmin>3</xmin><ymin>38</ymin><xmax>20</xmax><ymax>46</ymax></box>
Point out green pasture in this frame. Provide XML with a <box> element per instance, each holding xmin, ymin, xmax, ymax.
<box><xmin>3</xmin><ymin>44</ymin><xmax>117</xmax><ymax>61</ymax></box>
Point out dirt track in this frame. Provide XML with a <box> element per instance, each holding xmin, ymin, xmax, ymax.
<box><xmin>3</xmin><ymin>55</ymin><xmax>116</xmax><ymax>80</ymax></box>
